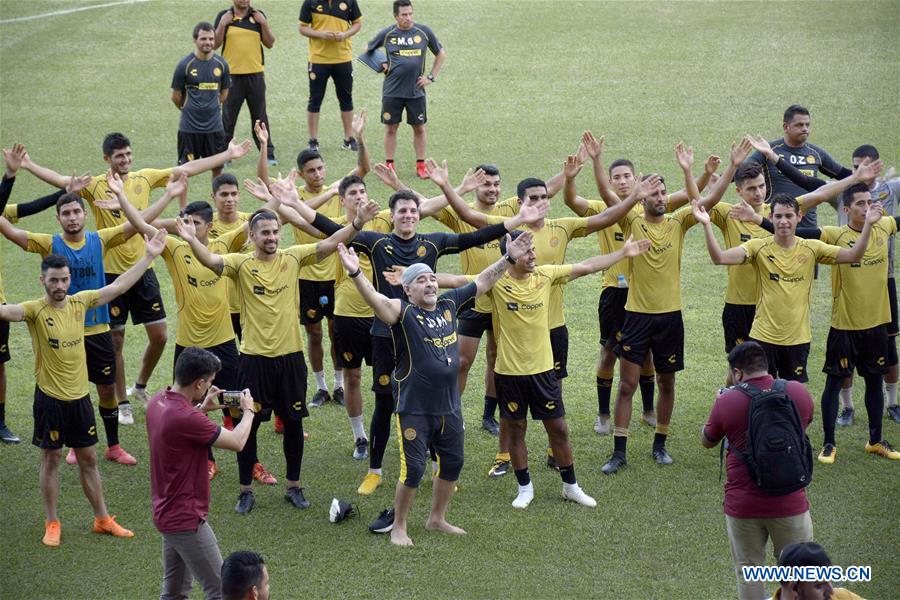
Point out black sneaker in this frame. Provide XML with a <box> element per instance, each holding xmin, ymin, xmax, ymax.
<box><xmin>652</xmin><ymin>446</ymin><xmax>674</xmax><ymax>465</ymax></box>
<box><xmin>285</xmin><ymin>487</ymin><xmax>310</xmax><ymax>509</ymax></box>
<box><xmin>341</xmin><ymin>137</ymin><xmax>359</xmax><ymax>151</ymax></box>
<box><xmin>235</xmin><ymin>490</ymin><xmax>255</xmax><ymax>514</ymax></box>
<box><xmin>333</xmin><ymin>387</ymin><xmax>345</xmax><ymax>406</ymax></box>
<box><xmin>353</xmin><ymin>437</ymin><xmax>369</xmax><ymax>460</ymax></box>
<box><xmin>481</xmin><ymin>416</ymin><xmax>499</xmax><ymax>435</ymax></box>
<box><xmin>887</xmin><ymin>404</ymin><xmax>900</xmax><ymax>424</ymax></box>
<box><xmin>836</xmin><ymin>407</ymin><xmax>855</xmax><ymax>427</ymax></box>
<box><xmin>369</xmin><ymin>508</ymin><xmax>395</xmax><ymax>533</ymax></box>
<box><xmin>307</xmin><ymin>138</ymin><xmax>319</xmax><ymax>152</ymax></box>
<box><xmin>310</xmin><ymin>389</ymin><xmax>330</xmax><ymax>408</ymax></box>
<box><xmin>546</xmin><ymin>450</ymin><xmax>559</xmax><ymax>471</ymax></box>
<box><xmin>0</xmin><ymin>423</ymin><xmax>20</xmax><ymax>444</ymax></box>
<box><xmin>601</xmin><ymin>451</ymin><xmax>627</xmax><ymax>475</ymax></box>
<box><xmin>487</xmin><ymin>458</ymin><xmax>510</xmax><ymax>478</ymax></box>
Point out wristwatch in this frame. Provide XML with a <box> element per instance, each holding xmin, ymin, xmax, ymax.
<box><xmin>427</xmin><ymin>73</ymin><xmax>435</xmax><ymax>82</ymax></box>
<box><xmin>504</xmin><ymin>254</ymin><xmax>516</xmax><ymax>265</ymax></box>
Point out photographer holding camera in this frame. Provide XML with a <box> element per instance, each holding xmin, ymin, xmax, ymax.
<box><xmin>147</xmin><ymin>347</ymin><xmax>257</xmax><ymax>600</ymax></box>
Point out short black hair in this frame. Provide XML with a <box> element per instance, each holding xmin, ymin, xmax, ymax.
<box><xmin>193</xmin><ymin>21</ymin><xmax>214</xmax><ymax>39</ymax></box>
<box><xmin>609</xmin><ymin>159</ymin><xmax>635</xmax><ymax>176</ymax></box>
<box><xmin>249</xmin><ymin>209</ymin><xmax>279</xmax><ymax>230</ymax></box>
<box><xmin>770</xmin><ymin>193</ymin><xmax>800</xmax><ymax>215</ymax></box>
<box><xmin>852</xmin><ymin>144</ymin><xmax>879</xmax><ymax>161</ymax></box>
<box><xmin>184</xmin><ymin>201</ymin><xmax>214</xmax><ymax>223</ymax></box>
<box><xmin>476</xmin><ymin>164</ymin><xmax>500</xmax><ymax>177</ymax></box>
<box><xmin>727</xmin><ymin>341</ymin><xmax>768</xmax><ymax>373</ymax></box>
<box><xmin>56</xmin><ymin>193</ymin><xmax>84</xmax><ymax>213</ymax></box>
<box><xmin>393</xmin><ymin>0</ymin><xmax>412</xmax><ymax>15</ymax></box>
<box><xmin>102</xmin><ymin>132</ymin><xmax>130</xmax><ymax>157</ymax></box>
<box><xmin>516</xmin><ymin>177</ymin><xmax>546</xmax><ymax>201</ymax></box>
<box><xmin>735</xmin><ymin>163</ymin><xmax>764</xmax><ymax>188</ymax></box>
<box><xmin>339</xmin><ymin>175</ymin><xmax>366</xmax><ymax>198</ymax></box>
<box><xmin>388</xmin><ymin>189</ymin><xmax>420</xmax><ymax>211</ymax></box>
<box><xmin>222</xmin><ymin>551</ymin><xmax>266</xmax><ymax>600</ymax></box>
<box><xmin>212</xmin><ymin>173</ymin><xmax>239</xmax><ymax>194</ymax></box>
<box><xmin>783</xmin><ymin>104</ymin><xmax>810</xmax><ymax>123</ymax></box>
<box><xmin>173</xmin><ymin>347</ymin><xmax>221</xmax><ymax>387</ymax></box>
<box><xmin>41</xmin><ymin>254</ymin><xmax>69</xmax><ymax>273</ymax></box>
<box><xmin>499</xmin><ymin>229</ymin><xmax>524</xmax><ymax>255</ymax></box>
<box><xmin>296</xmin><ymin>148</ymin><xmax>323</xmax><ymax>170</ymax></box>
<box><xmin>842</xmin><ymin>182</ymin><xmax>871</xmax><ymax>207</ymax></box>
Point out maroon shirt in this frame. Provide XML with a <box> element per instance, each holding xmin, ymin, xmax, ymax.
<box><xmin>146</xmin><ymin>388</ymin><xmax>220</xmax><ymax>534</ymax></box>
<box><xmin>703</xmin><ymin>375</ymin><xmax>813</xmax><ymax>519</ymax></box>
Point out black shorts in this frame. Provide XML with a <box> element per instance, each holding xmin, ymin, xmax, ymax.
<box><xmin>822</xmin><ymin>326</ymin><xmax>890</xmax><ymax>378</ymax></box>
<box><xmin>307</xmin><ymin>61</ymin><xmax>353</xmax><ymax>112</ymax></box>
<box><xmin>231</xmin><ymin>312</ymin><xmax>242</xmax><ymax>342</ymax></box>
<box><xmin>457</xmin><ymin>306</ymin><xmax>492</xmax><ymax>339</ymax></box>
<box><xmin>495</xmin><ymin>370</ymin><xmax>565</xmax><ymax>421</ymax></box>
<box><xmin>889</xmin><ymin>336</ymin><xmax>898</xmax><ymax>367</ymax></box>
<box><xmin>174</xmin><ymin>340</ymin><xmax>240</xmax><ymax>391</ymax></box>
<box><xmin>615</xmin><ymin>311</ymin><xmax>685</xmax><ymax>373</ymax></box>
<box><xmin>722</xmin><ymin>303</ymin><xmax>757</xmax><ymax>354</ymax></box>
<box><xmin>239</xmin><ymin>352</ymin><xmax>309</xmax><ymax>423</ymax></box>
<box><xmin>381</xmin><ymin>95</ymin><xmax>427</xmax><ymax>126</ymax></box>
<box><xmin>550</xmin><ymin>325</ymin><xmax>569</xmax><ymax>379</ymax></box>
<box><xmin>333</xmin><ymin>315</ymin><xmax>373</xmax><ymax>369</ymax></box>
<box><xmin>396</xmin><ymin>411</ymin><xmax>464</xmax><ymax>487</ymax></box>
<box><xmin>749</xmin><ymin>339</ymin><xmax>810</xmax><ymax>382</ymax></box>
<box><xmin>888</xmin><ymin>277</ymin><xmax>898</xmax><ymax>336</ymax></box>
<box><xmin>32</xmin><ymin>388</ymin><xmax>98</xmax><ymax>450</ymax></box>
<box><xmin>299</xmin><ymin>279</ymin><xmax>335</xmax><ymax>325</ymax></box>
<box><xmin>177</xmin><ymin>130</ymin><xmax>227</xmax><ymax>165</ymax></box>
<box><xmin>85</xmin><ymin>332</ymin><xmax>115</xmax><ymax>386</ymax></box>
<box><xmin>0</xmin><ymin>313</ymin><xmax>9</xmax><ymax>363</ymax></box>
<box><xmin>599</xmin><ymin>287</ymin><xmax>628</xmax><ymax>348</ymax></box>
<box><xmin>106</xmin><ymin>269</ymin><xmax>166</xmax><ymax>326</ymax></box>
<box><xmin>371</xmin><ymin>335</ymin><xmax>395</xmax><ymax>395</ymax></box>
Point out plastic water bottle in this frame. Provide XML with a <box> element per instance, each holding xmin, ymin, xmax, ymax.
<box><xmin>616</xmin><ymin>274</ymin><xmax>627</xmax><ymax>288</ymax></box>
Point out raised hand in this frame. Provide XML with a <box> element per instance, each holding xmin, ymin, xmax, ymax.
<box><xmin>424</xmin><ymin>158</ymin><xmax>449</xmax><ymax>188</ymax></box>
<box><xmin>728</xmin><ymin>200</ymin><xmax>758</xmax><ymax>223</ymax></box>
<box><xmin>564</xmin><ymin>154</ymin><xmax>584</xmax><ymax>180</ymax></box>
<box><xmin>704</xmin><ymin>154</ymin><xmax>721</xmax><ymax>176</ymax></box>
<box><xmin>2</xmin><ymin>143</ymin><xmax>27</xmax><ymax>175</ymax></box>
<box><xmin>854</xmin><ymin>157</ymin><xmax>883</xmax><ymax>183</ymax></box>
<box><xmin>746</xmin><ymin>135</ymin><xmax>776</xmax><ymax>161</ymax></box>
<box><xmin>691</xmin><ymin>199</ymin><xmax>712</xmax><ymax>225</ymax></box>
<box><xmin>505</xmin><ymin>230</ymin><xmax>534</xmax><ymax>261</ymax></box>
<box><xmin>67</xmin><ymin>171</ymin><xmax>92</xmax><ymax>194</ymax></box>
<box><xmin>106</xmin><ymin>169</ymin><xmax>124</xmax><ymax>196</ymax></box>
<box><xmin>254</xmin><ymin>120</ymin><xmax>269</xmax><ymax>146</ymax></box>
<box><xmin>356</xmin><ymin>198</ymin><xmax>380</xmax><ymax>223</ymax></box>
<box><xmin>165</xmin><ymin>172</ymin><xmax>189</xmax><ymax>197</ymax></box>
<box><xmin>144</xmin><ymin>227</ymin><xmax>167</xmax><ymax>257</ymax></box>
<box><xmin>518</xmin><ymin>197</ymin><xmax>548</xmax><ymax>225</ymax></box>
<box><xmin>175</xmin><ymin>215</ymin><xmax>197</xmax><ymax>242</ymax></box>
<box><xmin>228</xmin><ymin>138</ymin><xmax>253</xmax><ymax>159</ymax></box>
<box><xmin>675</xmin><ymin>142</ymin><xmax>694</xmax><ymax>171</ymax></box>
<box><xmin>730</xmin><ymin>137</ymin><xmax>753</xmax><ymax>167</ymax></box>
<box><xmin>622</xmin><ymin>235</ymin><xmax>651</xmax><ymax>257</ymax></box>
<box><xmin>244</xmin><ymin>177</ymin><xmax>275</xmax><ymax>202</ymax></box>
<box><xmin>382</xmin><ymin>265</ymin><xmax>405</xmax><ymax>286</ymax></box>
<box><xmin>633</xmin><ymin>173</ymin><xmax>662</xmax><ymax>200</ymax></box>
<box><xmin>582</xmin><ymin>131</ymin><xmax>604</xmax><ymax>160</ymax></box>
<box><xmin>866</xmin><ymin>202</ymin><xmax>885</xmax><ymax>224</ymax></box>
<box><xmin>373</xmin><ymin>163</ymin><xmax>402</xmax><ymax>190</ymax></box>
<box><xmin>459</xmin><ymin>167</ymin><xmax>486</xmax><ymax>194</ymax></box>
<box><xmin>352</xmin><ymin>109</ymin><xmax>367</xmax><ymax>140</ymax></box>
<box><xmin>337</xmin><ymin>242</ymin><xmax>360</xmax><ymax>273</ymax></box>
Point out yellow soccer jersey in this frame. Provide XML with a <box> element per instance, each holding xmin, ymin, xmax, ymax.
<box><xmin>742</xmin><ymin>237</ymin><xmax>840</xmax><ymax>345</ymax></box>
<box><xmin>293</xmin><ymin>182</ymin><xmax>343</xmax><ymax>281</ymax></box>
<box><xmin>23</xmin><ymin>290</ymin><xmax>100</xmax><ymax>400</ymax></box>
<box><xmin>221</xmin><ymin>244</ymin><xmax>318</xmax><ymax>356</ymax></box>
<box><xmin>334</xmin><ymin>209</ymin><xmax>392</xmax><ymax>318</ymax></box>
<box><xmin>80</xmin><ymin>168</ymin><xmax>173</xmax><ymax>274</ymax></box>
<box><xmin>489</xmin><ymin>265</ymin><xmax>573</xmax><ymax>376</ymax></box>
<box><xmin>710</xmin><ymin>202</ymin><xmax>772</xmax><ymax>305</ymax></box>
<box><xmin>621</xmin><ymin>206</ymin><xmax>697</xmax><ymax>313</ymax></box>
<box><xmin>210</xmin><ymin>212</ymin><xmax>251</xmax><ymax>313</ymax></box>
<box><xmin>528</xmin><ymin>217</ymin><xmax>589</xmax><ymax>328</ymax></box>
<box><xmin>820</xmin><ymin>217</ymin><xmax>897</xmax><ymax>330</ymax></box>
<box><xmin>436</xmin><ymin>202</ymin><xmax>517</xmax><ymax>313</ymax></box>
<box><xmin>299</xmin><ymin>0</ymin><xmax>362</xmax><ymax>64</ymax></box>
<box><xmin>25</xmin><ymin>225</ymin><xmax>128</xmax><ymax>335</ymax></box>
<box><xmin>162</xmin><ymin>228</ymin><xmax>247</xmax><ymax>347</ymax></box>
<box><xmin>583</xmin><ymin>200</ymin><xmax>641</xmax><ymax>290</ymax></box>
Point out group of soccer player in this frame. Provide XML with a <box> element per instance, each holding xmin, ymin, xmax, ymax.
<box><xmin>2</xmin><ymin>99</ymin><xmax>899</xmax><ymax>548</ymax></box>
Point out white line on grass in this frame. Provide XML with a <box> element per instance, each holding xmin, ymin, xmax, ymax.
<box><xmin>0</xmin><ymin>0</ymin><xmax>152</xmax><ymax>25</ymax></box>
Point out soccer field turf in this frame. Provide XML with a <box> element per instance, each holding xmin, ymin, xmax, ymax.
<box><xmin>1</xmin><ymin>1</ymin><xmax>898</xmax><ymax>598</ymax></box>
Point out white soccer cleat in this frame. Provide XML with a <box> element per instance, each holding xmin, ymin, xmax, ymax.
<box><xmin>118</xmin><ymin>403</ymin><xmax>134</xmax><ymax>425</ymax></box>
<box><xmin>511</xmin><ymin>483</ymin><xmax>534</xmax><ymax>509</ymax></box>
<box><xmin>562</xmin><ymin>484</ymin><xmax>597</xmax><ymax>508</ymax></box>
<box><xmin>593</xmin><ymin>414</ymin><xmax>610</xmax><ymax>435</ymax></box>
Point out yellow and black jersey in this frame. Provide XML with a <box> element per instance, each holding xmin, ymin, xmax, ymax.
<box><xmin>210</xmin><ymin>212</ymin><xmax>251</xmax><ymax>313</ymax></box>
<box><xmin>710</xmin><ymin>202</ymin><xmax>772</xmax><ymax>306</ymax></box>
<box><xmin>293</xmin><ymin>182</ymin><xmax>344</xmax><ymax>281</ymax></box>
<box><xmin>299</xmin><ymin>0</ymin><xmax>362</xmax><ymax>64</ymax></box>
<box><xmin>583</xmin><ymin>200</ymin><xmax>642</xmax><ymax>290</ymax></box>
<box><xmin>333</xmin><ymin>209</ymin><xmax>392</xmax><ymax>318</ymax></box>
<box><xmin>214</xmin><ymin>8</ymin><xmax>268</xmax><ymax>74</ymax></box>
<box><xmin>527</xmin><ymin>217</ymin><xmax>588</xmax><ymax>328</ymax></box>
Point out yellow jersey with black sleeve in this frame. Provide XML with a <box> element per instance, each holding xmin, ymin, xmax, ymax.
<box><xmin>22</xmin><ymin>290</ymin><xmax>100</xmax><ymax>400</ymax></box>
<box><xmin>620</xmin><ymin>206</ymin><xmax>697</xmax><ymax>314</ymax></box>
<box><xmin>293</xmin><ymin>183</ymin><xmax>343</xmax><ymax>281</ymax></box>
<box><xmin>221</xmin><ymin>244</ymin><xmax>318</xmax><ymax>357</ymax></box>
<box><xmin>209</xmin><ymin>212</ymin><xmax>251</xmax><ymax>314</ymax></box>
<box><xmin>80</xmin><ymin>168</ymin><xmax>173</xmax><ymax>274</ymax></box>
<box><xmin>214</xmin><ymin>8</ymin><xmax>268</xmax><ymax>75</ymax></box>
<box><xmin>299</xmin><ymin>0</ymin><xmax>362</xmax><ymax>64</ymax></box>
<box><xmin>710</xmin><ymin>202</ymin><xmax>772</xmax><ymax>305</ymax></box>
<box><xmin>820</xmin><ymin>217</ymin><xmax>897</xmax><ymax>330</ymax></box>
<box><xmin>161</xmin><ymin>227</ymin><xmax>247</xmax><ymax>347</ymax></box>
<box><xmin>488</xmin><ymin>265</ymin><xmax>573</xmax><ymax>376</ymax></box>
<box><xmin>583</xmin><ymin>199</ymin><xmax>642</xmax><ymax>290</ymax></box>
<box><xmin>333</xmin><ymin>209</ymin><xmax>392</xmax><ymax>318</ymax></box>
<box><xmin>529</xmin><ymin>217</ymin><xmax>589</xmax><ymax>328</ymax></box>
<box><xmin>741</xmin><ymin>237</ymin><xmax>840</xmax><ymax>345</ymax></box>
<box><xmin>435</xmin><ymin>202</ymin><xmax>517</xmax><ymax>313</ymax></box>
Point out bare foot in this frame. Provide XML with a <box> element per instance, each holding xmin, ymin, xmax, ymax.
<box><xmin>390</xmin><ymin>529</ymin><xmax>414</xmax><ymax>546</ymax></box>
<box><xmin>425</xmin><ymin>519</ymin><xmax>466</xmax><ymax>535</ymax></box>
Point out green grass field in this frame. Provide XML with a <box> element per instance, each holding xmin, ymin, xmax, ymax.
<box><xmin>1</xmin><ymin>1</ymin><xmax>898</xmax><ymax>598</ymax></box>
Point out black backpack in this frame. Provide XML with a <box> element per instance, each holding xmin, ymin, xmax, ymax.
<box><xmin>732</xmin><ymin>379</ymin><xmax>814</xmax><ymax>496</ymax></box>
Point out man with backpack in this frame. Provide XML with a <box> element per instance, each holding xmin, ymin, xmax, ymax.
<box><xmin>701</xmin><ymin>341</ymin><xmax>815</xmax><ymax>600</ymax></box>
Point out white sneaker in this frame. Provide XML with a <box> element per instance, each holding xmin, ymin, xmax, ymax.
<box><xmin>130</xmin><ymin>387</ymin><xmax>150</xmax><ymax>408</ymax></box>
<box><xmin>594</xmin><ymin>414</ymin><xmax>610</xmax><ymax>435</ymax></box>
<box><xmin>511</xmin><ymin>483</ymin><xmax>534</xmax><ymax>509</ymax></box>
<box><xmin>563</xmin><ymin>484</ymin><xmax>597</xmax><ymax>508</ymax></box>
<box><xmin>118</xmin><ymin>403</ymin><xmax>134</xmax><ymax>425</ymax></box>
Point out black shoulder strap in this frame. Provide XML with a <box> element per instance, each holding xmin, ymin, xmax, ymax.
<box><xmin>736</xmin><ymin>382</ymin><xmax>763</xmax><ymax>401</ymax></box>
